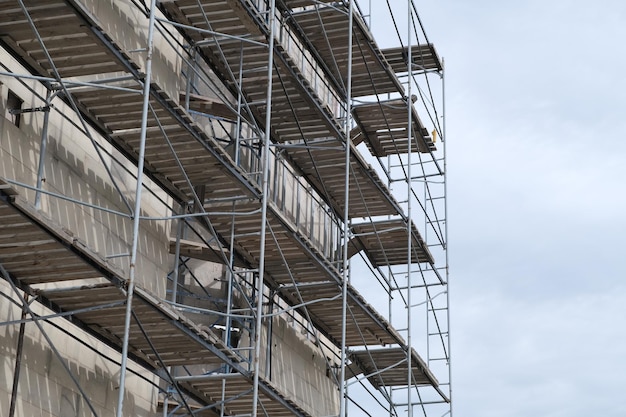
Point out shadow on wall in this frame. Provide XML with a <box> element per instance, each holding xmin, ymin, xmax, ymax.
<box><xmin>0</xmin><ymin>292</ymin><xmax>154</xmax><ymax>417</ymax></box>
<box><xmin>38</xmin><ymin>134</ymin><xmax>172</xmax><ymax>297</ymax></box>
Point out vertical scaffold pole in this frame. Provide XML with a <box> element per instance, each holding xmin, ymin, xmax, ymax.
<box><xmin>8</xmin><ymin>293</ymin><xmax>28</xmax><ymax>417</ymax></box>
<box><xmin>442</xmin><ymin>59</ymin><xmax>453</xmax><ymax>417</ymax></box>
<box><xmin>116</xmin><ymin>1</ymin><xmax>157</xmax><ymax>415</ymax></box>
<box><xmin>252</xmin><ymin>0</ymin><xmax>276</xmax><ymax>416</ymax></box>
<box><xmin>339</xmin><ymin>2</ymin><xmax>354</xmax><ymax>417</ymax></box>
<box><xmin>406</xmin><ymin>1</ymin><xmax>414</xmax><ymax>416</ymax></box>
<box><xmin>35</xmin><ymin>89</ymin><xmax>51</xmax><ymax>210</ymax></box>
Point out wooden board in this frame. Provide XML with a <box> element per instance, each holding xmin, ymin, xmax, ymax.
<box><xmin>352</xmin><ymin>98</ymin><xmax>436</xmax><ymax>156</ymax></box>
<box><xmin>0</xmin><ymin>0</ymin><xmax>126</xmax><ymax>78</ymax></box>
<box><xmin>278</xmin><ymin>281</ymin><xmax>404</xmax><ymax>347</ymax></box>
<box><xmin>0</xmin><ymin>184</ymin><xmax>238</xmax><ymax>370</ymax></box>
<box><xmin>350</xmin><ymin>219</ymin><xmax>434</xmax><ymax>266</ymax></box>
<box><xmin>286</xmin><ymin>138</ymin><xmax>401</xmax><ymax>219</ymax></box>
<box><xmin>169</xmin><ymin>237</ymin><xmax>246</xmax><ymax>267</ymax></box>
<box><xmin>177</xmin><ymin>373</ymin><xmax>312</xmax><ymax>417</ymax></box>
<box><xmin>382</xmin><ymin>44</ymin><xmax>443</xmax><ymax>74</ymax></box>
<box><xmin>348</xmin><ymin>346</ymin><xmax>439</xmax><ymax>389</ymax></box>
<box><xmin>290</xmin><ymin>6</ymin><xmax>404</xmax><ymax>97</ymax></box>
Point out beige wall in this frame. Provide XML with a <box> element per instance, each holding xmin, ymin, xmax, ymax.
<box><xmin>235</xmin><ymin>305</ymin><xmax>340</xmax><ymax>417</ymax></box>
<box><xmin>76</xmin><ymin>0</ymin><xmax>183</xmax><ymax>104</ymax></box>
<box><xmin>271</xmin><ymin>315</ymin><xmax>340</xmax><ymax>417</ymax></box>
<box><xmin>0</xmin><ymin>52</ymin><xmax>173</xmax><ymax>297</ymax></box>
<box><xmin>0</xmin><ymin>0</ymin><xmax>343</xmax><ymax>413</ymax></box>
<box><xmin>0</xmin><ymin>281</ymin><xmax>159</xmax><ymax>417</ymax></box>
<box><xmin>0</xmin><ymin>53</ymin><xmax>168</xmax><ymax>415</ymax></box>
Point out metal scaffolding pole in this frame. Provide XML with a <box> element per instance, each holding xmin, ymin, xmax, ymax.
<box><xmin>340</xmin><ymin>2</ymin><xmax>355</xmax><ymax>417</ymax></box>
<box><xmin>442</xmin><ymin>60</ymin><xmax>453</xmax><ymax>417</ymax></box>
<box><xmin>116</xmin><ymin>1</ymin><xmax>157</xmax><ymax>415</ymax></box>
<box><xmin>252</xmin><ymin>1</ymin><xmax>277</xmax><ymax>416</ymax></box>
<box><xmin>1</xmin><ymin>266</ymin><xmax>100</xmax><ymax>416</ymax></box>
<box><xmin>406</xmin><ymin>1</ymin><xmax>415</xmax><ymax>415</ymax></box>
<box><xmin>34</xmin><ymin>89</ymin><xmax>52</xmax><ymax>210</ymax></box>
<box><xmin>8</xmin><ymin>293</ymin><xmax>28</xmax><ymax>417</ymax></box>
<box><xmin>0</xmin><ymin>1</ymin><xmax>450</xmax><ymax>416</ymax></box>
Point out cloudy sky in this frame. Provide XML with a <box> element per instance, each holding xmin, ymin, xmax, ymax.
<box><xmin>392</xmin><ymin>1</ymin><xmax>626</xmax><ymax>416</ymax></box>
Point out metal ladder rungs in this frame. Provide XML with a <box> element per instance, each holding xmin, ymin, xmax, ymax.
<box><xmin>245</xmin><ymin>99</ymin><xmax>267</xmax><ymax>106</ymax></box>
<box><xmin>233</xmin><ymin>269</ymin><xmax>259</xmax><ymax>275</ymax></box>
<box><xmin>427</xmin><ymin>218</ymin><xmax>446</xmax><ymax>224</ymax></box>
<box><xmin>233</xmin><ymin>231</ymin><xmax>262</xmax><ymax>238</ymax></box>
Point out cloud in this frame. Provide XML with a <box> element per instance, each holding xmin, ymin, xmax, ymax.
<box><xmin>453</xmin><ymin>284</ymin><xmax>626</xmax><ymax>417</ymax></box>
<box><xmin>362</xmin><ymin>2</ymin><xmax>626</xmax><ymax>416</ymax></box>
<box><xmin>421</xmin><ymin>2</ymin><xmax>626</xmax><ymax>416</ymax></box>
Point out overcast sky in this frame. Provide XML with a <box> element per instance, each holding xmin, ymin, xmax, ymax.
<box><xmin>395</xmin><ymin>1</ymin><xmax>626</xmax><ymax>416</ymax></box>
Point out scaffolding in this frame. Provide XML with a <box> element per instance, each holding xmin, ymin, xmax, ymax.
<box><xmin>0</xmin><ymin>1</ymin><xmax>450</xmax><ymax>417</ymax></box>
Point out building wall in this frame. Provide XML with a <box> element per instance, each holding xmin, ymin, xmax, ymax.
<box><xmin>0</xmin><ymin>48</ymin><xmax>169</xmax><ymax>415</ymax></box>
<box><xmin>0</xmin><ymin>2</ymin><xmax>342</xmax><ymax>410</ymax></box>
<box><xmin>76</xmin><ymin>0</ymin><xmax>183</xmax><ymax>104</ymax></box>
<box><xmin>0</xmin><ymin>281</ymin><xmax>159</xmax><ymax>417</ymax></box>
<box><xmin>270</xmin><ymin>315</ymin><xmax>340</xmax><ymax>417</ymax></box>
<box><xmin>0</xmin><ymin>53</ymin><xmax>172</xmax><ymax>297</ymax></box>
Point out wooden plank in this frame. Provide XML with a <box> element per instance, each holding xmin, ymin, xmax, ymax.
<box><xmin>352</xmin><ymin>98</ymin><xmax>435</xmax><ymax>156</ymax></box>
<box><xmin>381</xmin><ymin>44</ymin><xmax>443</xmax><ymax>73</ymax></box>
<box><xmin>0</xmin><ymin>178</ymin><xmax>19</xmax><ymax>196</ymax></box>
<box><xmin>349</xmin><ymin>347</ymin><xmax>439</xmax><ymax>388</ymax></box>
<box><xmin>181</xmin><ymin>92</ymin><xmax>237</xmax><ymax>121</ymax></box>
<box><xmin>169</xmin><ymin>238</ymin><xmax>247</xmax><ymax>267</ymax></box>
<box><xmin>287</xmin><ymin>138</ymin><xmax>400</xmax><ymax>218</ymax></box>
<box><xmin>350</xmin><ymin>219</ymin><xmax>434</xmax><ymax>266</ymax></box>
<box><xmin>290</xmin><ymin>5</ymin><xmax>403</xmax><ymax>97</ymax></box>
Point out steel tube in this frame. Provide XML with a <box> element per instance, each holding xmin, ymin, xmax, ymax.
<box><xmin>8</xmin><ymin>293</ymin><xmax>28</xmax><ymax>417</ymax></box>
<box><xmin>34</xmin><ymin>90</ymin><xmax>51</xmax><ymax>209</ymax></box>
<box><xmin>406</xmin><ymin>2</ymin><xmax>414</xmax><ymax>415</ymax></box>
<box><xmin>251</xmin><ymin>0</ymin><xmax>276</xmax><ymax>416</ymax></box>
<box><xmin>1</xmin><ymin>264</ymin><xmax>99</xmax><ymax>416</ymax></box>
<box><xmin>115</xmin><ymin>1</ymin><xmax>157</xmax><ymax>415</ymax></box>
<box><xmin>442</xmin><ymin>58</ymin><xmax>453</xmax><ymax>416</ymax></box>
<box><xmin>339</xmin><ymin>2</ymin><xmax>354</xmax><ymax>417</ymax></box>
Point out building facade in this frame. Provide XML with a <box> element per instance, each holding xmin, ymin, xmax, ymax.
<box><xmin>0</xmin><ymin>1</ymin><xmax>449</xmax><ymax>416</ymax></box>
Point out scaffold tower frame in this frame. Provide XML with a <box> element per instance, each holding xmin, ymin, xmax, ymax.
<box><xmin>0</xmin><ymin>1</ymin><xmax>450</xmax><ymax>417</ymax></box>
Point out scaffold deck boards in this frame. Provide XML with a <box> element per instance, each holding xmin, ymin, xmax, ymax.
<box><xmin>206</xmin><ymin>198</ymin><xmax>334</xmax><ymax>284</ymax></box>
<box><xmin>350</xmin><ymin>218</ymin><xmax>435</xmax><ymax>266</ymax></box>
<box><xmin>178</xmin><ymin>372</ymin><xmax>312</xmax><ymax>417</ymax></box>
<box><xmin>352</xmin><ymin>98</ymin><xmax>436</xmax><ymax>156</ymax></box>
<box><xmin>287</xmin><ymin>138</ymin><xmax>401</xmax><ymax>218</ymax></box>
<box><xmin>160</xmin><ymin>0</ymin><xmax>405</xmax><ymax>224</ymax></box>
<box><xmin>0</xmin><ymin>0</ymin><xmax>126</xmax><ymax>77</ymax></box>
<box><xmin>204</xmin><ymin>197</ymin><xmax>403</xmax><ymax>347</ymax></box>
<box><xmin>289</xmin><ymin>5</ymin><xmax>404</xmax><ymax>97</ymax></box>
<box><xmin>279</xmin><ymin>281</ymin><xmax>405</xmax><ymax>347</ymax></box>
<box><xmin>0</xmin><ymin>185</ymin><xmax>240</xmax><ymax>370</ymax></box>
<box><xmin>67</xmin><ymin>83</ymin><xmax>254</xmax><ymax>203</ymax></box>
<box><xmin>348</xmin><ymin>347</ymin><xmax>439</xmax><ymax>389</ymax></box>
<box><xmin>382</xmin><ymin>44</ymin><xmax>443</xmax><ymax>74</ymax></box>
<box><xmin>161</xmin><ymin>0</ymin><xmax>342</xmax><ymax>143</ymax></box>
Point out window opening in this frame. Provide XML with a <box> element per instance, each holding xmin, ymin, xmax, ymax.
<box><xmin>7</xmin><ymin>90</ymin><xmax>23</xmax><ymax>127</ymax></box>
